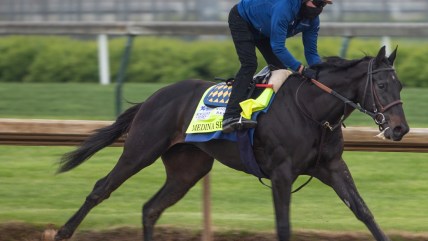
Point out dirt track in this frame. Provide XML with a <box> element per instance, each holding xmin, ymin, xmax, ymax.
<box><xmin>1</xmin><ymin>222</ymin><xmax>428</xmax><ymax>241</ymax></box>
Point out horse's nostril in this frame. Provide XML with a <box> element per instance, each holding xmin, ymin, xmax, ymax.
<box><xmin>392</xmin><ymin>124</ymin><xmax>409</xmax><ymax>139</ymax></box>
<box><xmin>393</xmin><ymin>126</ymin><xmax>402</xmax><ymax>137</ymax></box>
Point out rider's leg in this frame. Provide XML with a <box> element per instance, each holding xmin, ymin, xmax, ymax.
<box><xmin>256</xmin><ymin>38</ymin><xmax>287</xmax><ymax>69</ymax></box>
<box><xmin>223</xmin><ymin>5</ymin><xmax>258</xmax><ymax>133</ymax></box>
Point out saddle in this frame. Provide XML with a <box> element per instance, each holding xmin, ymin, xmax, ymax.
<box><xmin>204</xmin><ymin>65</ymin><xmax>291</xmax><ymax>108</ymax></box>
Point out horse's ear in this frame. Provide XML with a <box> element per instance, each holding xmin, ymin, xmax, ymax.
<box><xmin>388</xmin><ymin>46</ymin><xmax>398</xmax><ymax>66</ymax></box>
<box><xmin>375</xmin><ymin>46</ymin><xmax>386</xmax><ymax>65</ymax></box>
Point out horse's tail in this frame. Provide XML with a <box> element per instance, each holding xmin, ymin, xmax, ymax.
<box><xmin>57</xmin><ymin>103</ymin><xmax>143</xmax><ymax>173</ymax></box>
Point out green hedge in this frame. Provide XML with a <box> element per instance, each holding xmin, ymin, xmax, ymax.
<box><xmin>0</xmin><ymin>36</ymin><xmax>427</xmax><ymax>87</ymax></box>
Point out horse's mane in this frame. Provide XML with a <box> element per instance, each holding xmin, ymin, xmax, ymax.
<box><xmin>312</xmin><ymin>56</ymin><xmax>371</xmax><ymax>71</ymax></box>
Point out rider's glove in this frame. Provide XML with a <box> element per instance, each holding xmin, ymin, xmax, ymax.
<box><xmin>299</xmin><ymin>65</ymin><xmax>317</xmax><ymax>80</ymax></box>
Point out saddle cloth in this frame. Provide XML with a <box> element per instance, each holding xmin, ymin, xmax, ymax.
<box><xmin>203</xmin><ymin>82</ymin><xmax>232</xmax><ymax>108</ymax></box>
<box><xmin>185</xmin><ymin>82</ymin><xmax>274</xmax><ymax>135</ymax></box>
<box><xmin>185</xmin><ymin>68</ymin><xmax>291</xmax><ymax>137</ymax></box>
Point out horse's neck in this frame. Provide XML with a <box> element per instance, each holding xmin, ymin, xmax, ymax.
<box><xmin>299</xmin><ymin>87</ymin><xmax>347</xmax><ymax>126</ymax></box>
<box><xmin>297</xmin><ymin>67</ymin><xmax>364</xmax><ymax>126</ymax></box>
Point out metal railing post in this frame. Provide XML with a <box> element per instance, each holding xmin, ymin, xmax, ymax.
<box><xmin>340</xmin><ymin>36</ymin><xmax>352</xmax><ymax>58</ymax></box>
<box><xmin>115</xmin><ymin>35</ymin><xmax>135</xmax><ymax>116</ymax></box>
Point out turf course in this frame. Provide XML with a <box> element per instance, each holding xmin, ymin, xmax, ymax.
<box><xmin>0</xmin><ymin>147</ymin><xmax>427</xmax><ymax>233</ymax></box>
<box><xmin>0</xmin><ymin>82</ymin><xmax>427</xmax><ymax>233</ymax></box>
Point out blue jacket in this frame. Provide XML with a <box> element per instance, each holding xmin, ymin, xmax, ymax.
<box><xmin>237</xmin><ymin>0</ymin><xmax>322</xmax><ymax>71</ymax></box>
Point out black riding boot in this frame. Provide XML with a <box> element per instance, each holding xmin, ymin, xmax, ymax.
<box><xmin>222</xmin><ymin>78</ymin><xmax>257</xmax><ymax>133</ymax></box>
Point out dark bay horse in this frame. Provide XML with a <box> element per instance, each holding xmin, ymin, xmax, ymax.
<box><xmin>54</xmin><ymin>46</ymin><xmax>409</xmax><ymax>241</ymax></box>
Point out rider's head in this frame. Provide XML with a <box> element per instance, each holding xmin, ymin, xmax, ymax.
<box><xmin>300</xmin><ymin>0</ymin><xmax>332</xmax><ymax>19</ymax></box>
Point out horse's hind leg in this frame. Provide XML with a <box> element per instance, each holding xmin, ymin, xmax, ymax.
<box><xmin>143</xmin><ymin>144</ymin><xmax>214</xmax><ymax>241</ymax></box>
<box><xmin>55</xmin><ymin>134</ymin><xmax>170</xmax><ymax>241</ymax></box>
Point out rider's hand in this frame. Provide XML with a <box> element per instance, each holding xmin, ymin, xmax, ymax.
<box><xmin>299</xmin><ymin>65</ymin><xmax>317</xmax><ymax>80</ymax></box>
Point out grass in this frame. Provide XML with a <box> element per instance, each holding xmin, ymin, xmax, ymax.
<box><xmin>0</xmin><ymin>82</ymin><xmax>427</xmax><ymax>233</ymax></box>
<box><xmin>0</xmin><ymin>146</ymin><xmax>427</xmax><ymax>233</ymax></box>
<box><xmin>0</xmin><ymin>83</ymin><xmax>167</xmax><ymax>120</ymax></box>
<box><xmin>0</xmin><ymin>82</ymin><xmax>427</xmax><ymax>127</ymax></box>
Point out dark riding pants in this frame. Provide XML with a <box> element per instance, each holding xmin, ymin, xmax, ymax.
<box><xmin>224</xmin><ymin>5</ymin><xmax>286</xmax><ymax>119</ymax></box>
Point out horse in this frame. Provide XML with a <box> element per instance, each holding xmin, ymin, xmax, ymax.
<box><xmin>53</xmin><ymin>46</ymin><xmax>409</xmax><ymax>241</ymax></box>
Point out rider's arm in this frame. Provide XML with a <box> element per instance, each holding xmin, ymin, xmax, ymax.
<box><xmin>270</xmin><ymin>3</ymin><xmax>302</xmax><ymax>71</ymax></box>
<box><xmin>302</xmin><ymin>17</ymin><xmax>322</xmax><ymax>66</ymax></box>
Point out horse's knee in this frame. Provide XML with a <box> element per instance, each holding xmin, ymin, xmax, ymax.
<box><xmin>93</xmin><ymin>176</ymin><xmax>107</xmax><ymax>189</ymax></box>
<box><xmin>86</xmin><ymin>190</ymin><xmax>111</xmax><ymax>206</ymax></box>
<box><xmin>346</xmin><ymin>199</ymin><xmax>374</xmax><ymax>223</ymax></box>
<box><xmin>356</xmin><ymin>207</ymin><xmax>374</xmax><ymax>223</ymax></box>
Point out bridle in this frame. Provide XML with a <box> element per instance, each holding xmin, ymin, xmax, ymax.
<box><xmin>297</xmin><ymin>57</ymin><xmax>403</xmax><ymax>131</ymax></box>
<box><xmin>360</xmin><ymin>58</ymin><xmax>403</xmax><ymax>129</ymax></box>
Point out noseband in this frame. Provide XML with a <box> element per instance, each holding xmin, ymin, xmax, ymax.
<box><xmin>361</xmin><ymin>58</ymin><xmax>403</xmax><ymax>127</ymax></box>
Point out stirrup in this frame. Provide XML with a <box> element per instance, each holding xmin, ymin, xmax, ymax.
<box><xmin>237</xmin><ymin>116</ymin><xmax>257</xmax><ymax>130</ymax></box>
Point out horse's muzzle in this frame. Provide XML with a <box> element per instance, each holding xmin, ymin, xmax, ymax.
<box><xmin>384</xmin><ymin>123</ymin><xmax>409</xmax><ymax>141</ymax></box>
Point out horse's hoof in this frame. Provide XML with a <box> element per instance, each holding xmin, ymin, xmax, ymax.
<box><xmin>54</xmin><ymin>227</ymin><xmax>73</xmax><ymax>241</ymax></box>
<box><xmin>41</xmin><ymin>229</ymin><xmax>57</xmax><ymax>241</ymax></box>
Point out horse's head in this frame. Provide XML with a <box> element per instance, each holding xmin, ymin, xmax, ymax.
<box><xmin>358</xmin><ymin>46</ymin><xmax>409</xmax><ymax>141</ymax></box>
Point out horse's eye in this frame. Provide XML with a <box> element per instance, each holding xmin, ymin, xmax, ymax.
<box><xmin>378</xmin><ymin>83</ymin><xmax>385</xmax><ymax>89</ymax></box>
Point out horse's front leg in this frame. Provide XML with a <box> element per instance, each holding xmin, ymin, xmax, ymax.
<box><xmin>271</xmin><ymin>162</ymin><xmax>294</xmax><ymax>241</ymax></box>
<box><xmin>314</xmin><ymin>158</ymin><xmax>390</xmax><ymax>241</ymax></box>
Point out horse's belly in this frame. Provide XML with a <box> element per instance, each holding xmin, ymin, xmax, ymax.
<box><xmin>193</xmin><ymin>140</ymin><xmax>248</xmax><ymax>172</ymax></box>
